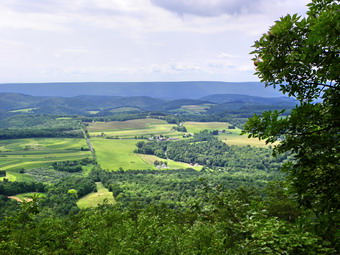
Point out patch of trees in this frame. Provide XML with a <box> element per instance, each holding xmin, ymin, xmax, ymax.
<box><xmin>1</xmin><ymin>114</ymin><xmax>82</xmax><ymax>129</ymax></box>
<box><xmin>52</xmin><ymin>158</ymin><xmax>95</xmax><ymax>173</ymax></box>
<box><xmin>0</xmin><ymin>179</ymin><xmax>45</xmax><ymax>196</ymax></box>
<box><xmin>0</xmin><ymin>128</ymin><xmax>83</xmax><ymax>139</ymax></box>
<box><xmin>42</xmin><ymin>176</ymin><xmax>97</xmax><ymax>215</ymax></box>
<box><xmin>172</xmin><ymin>125</ymin><xmax>187</xmax><ymax>132</ymax></box>
<box><xmin>0</xmin><ymin>171</ymin><xmax>6</xmax><ymax>177</ymax></box>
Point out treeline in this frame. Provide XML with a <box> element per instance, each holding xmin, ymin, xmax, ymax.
<box><xmin>0</xmin><ymin>115</ymin><xmax>84</xmax><ymax>139</ymax></box>
<box><xmin>52</xmin><ymin>158</ymin><xmax>95</xmax><ymax>173</ymax></box>
<box><xmin>0</xmin><ymin>114</ymin><xmax>81</xmax><ymax>129</ymax></box>
<box><xmin>0</xmin><ymin>179</ymin><xmax>46</xmax><ymax>196</ymax></box>
<box><xmin>135</xmin><ymin>131</ymin><xmax>287</xmax><ymax>170</ymax></box>
<box><xmin>89</xmin><ymin>168</ymin><xmax>284</xmax><ymax>208</ymax></box>
<box><xmin>0</xmin><ymin>128</ymin><xmax>83</xmax><ymax>139</ymax></box>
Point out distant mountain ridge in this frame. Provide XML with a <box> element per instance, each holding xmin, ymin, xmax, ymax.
<box><xmin>0</xmin><ymin>92</ymin><xmax>297</xmax><ymax>117</ymax></box>
<box><xmin>200</xmin><ymin>94</ymin><xmax>297</xmax><ymax>105</ymax></box>
<box><xmin>0</xmin><ymin>81</ymin><xmax>283</xmax><ymax>99</ymax></box>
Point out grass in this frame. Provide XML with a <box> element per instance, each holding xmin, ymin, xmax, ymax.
<box><xmin>88</xmin><ymin>119</ymin><xmax>180</xmax><ymax>138</ymax></box>
<box><xmin>87</xmin><ymin>110</ymin><xmax>100</xmax><ymax>114</ymax></box>
<box><xmin>184</xmin><ymin>121</ymin><xmax>233</xmax><ymax>134</ymax></box>
<box><xmin>77</xmin><ymin>182</ymin><xmax>115</xmax><ymax>209</ymax></box>
<box><xmin>219</xmin><ymin>134</ymin><xmax>270</xmax><ymax>147</ymax></box>
<box><xmin>91</xmin><ymin>138</ymin><xmax>151</xmax><ymax>170</ymax></box>
<box><xmin>15</xmin><ymin>192</ymin><xmax>46</xmax><ymax>200</ymax></box>
<box><xmin>183</xmin><ymin>121</ymin><xmax>269</xmax><ymax>147</ymax></box>
<box><xmin>109</xmin><ymin>107</ymin><xmax>141</xmax><ymax>113</ymax></box>
<box><xmin>178</xmin><ymin>104</ymin><xmax>214</xmax><ymax>114</ymax></box>
<box><xmin>9</xmin><ymin>108</ymin><xmax>37</xmax><ymax>113</ymax></box>
<box><xmin>137</xmin><ymin>154</ymin><xmax>201</xmax><ymax>170</ymax></box>
<box><xmin>92</xmin><ymin>137</ymin><xmax>202</xmax><ymax>171</ymax></box>
<box><xmin>0</xmin><ymin>138</ymin><xmax>91</xmax><ymax>181</ymax></box>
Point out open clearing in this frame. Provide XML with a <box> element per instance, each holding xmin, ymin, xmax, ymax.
<box><xmin>0</xmin><ymin>138</ymin><xmax>91</xmax><ymax>180</ymax></box>
<box><xmin>15</xmin><ymin>192</ymin><xmax>46</xmax><ymax>201</ymax></box>
<box><xmin>77</xmin><ymin>182</ymin><xmax>115</xmax><ymax>209</ymax></box>
<box><xmin>87</xmin><ymin>119</ymin><xmax>180</xmax><ymax>138</ymax></box>
<box><xmin>177</xmin><ymin>104</ymin><xmax>214</xmax><ymax>114</ymax></box>
<box><xmin>9</xmin><ymin>108</ymin><xmax>37</xmax><ymax>113</ymax></box>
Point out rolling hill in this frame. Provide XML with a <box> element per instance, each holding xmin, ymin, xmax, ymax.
<box><xmin>0</xmin><ymin>81</ymin><xmax>283</xmax><ymax>99</ymax></box>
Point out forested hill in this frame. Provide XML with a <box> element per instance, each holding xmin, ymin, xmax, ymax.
<box><xmin>0</xmin><ymin>81</ymin><xmax>283</xmax><ymax>98</ymax></box>
<box><xmin>0</xmin><ymin>92</ymin><xmax>297</xmax><ymax>116</ymax></box>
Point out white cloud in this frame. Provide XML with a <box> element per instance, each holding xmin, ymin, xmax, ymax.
<box><xmin>0</xmin><ymin>0</ymin><xmax>309</xmax><ymax>83</ymax></box>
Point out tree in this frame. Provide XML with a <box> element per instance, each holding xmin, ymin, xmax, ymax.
<box><xmin>243</xmin><ymin>0</ymin><xmax>339</xmax><ymax>242</ymax></box>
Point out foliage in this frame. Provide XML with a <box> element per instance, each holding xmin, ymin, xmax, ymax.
<box><xmin>52</xmin><ymin>158</ymin><xmax>95</xmax><ymax>173</ymax></box>
<box><xmin>245</xmin><ymin>0</ymin><xmax>339</xmax><ymax>247</ymax></box>
<box><xmin>42</xmin><ymin>176</ymin><xmax>97</xmax><ymax>215</ymax></box>
<box><xmin>0</xmin><ymin>186</ymin><xmax>335</xmax><ymax>254</ymax></box>
<box><xmin>89</xmin><ymin>168</ymin><xmax>284</xmax><ymax>208</ymax></box>
<box><xmin>136</xmin><ymin>131</ymin><xmax>287</xmax><ymax>169</ymax></box>
<box><xmin>172</xmin><ymin>125</ymin><xmax>187</xmax><ymax>132</ymax></box>
<box><xmin>0</xmin><ymin>180</ymin><xmax>45</xmax><ymax>196</ymax></box>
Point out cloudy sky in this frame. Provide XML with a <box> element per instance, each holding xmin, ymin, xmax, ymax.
<box><xmin>0</xmin><ymin>0</ymin><xmax>309</xmax><ymax>83</ymax></box>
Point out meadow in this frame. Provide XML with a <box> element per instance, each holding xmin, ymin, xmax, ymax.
<box><xmin>183</xmin><ymin>121</ymin><xmax>268</xmax><ymax>147</ymax></box>
<box><xmin>77</xmin><ymin>182</ymin><xmax>115</xmax><ymax>209</ymax></box>
<box><xmin>177</xmin><ymin>104</ymin><xmax>214</xmax><ymax>114</ymax></box>
<box><xmin>87</xmin><ymin>118</ymin><xmax>180</xmax><ymax>138</ymax></box>
<box><xmin>0</xmin><ymin>138</ymin><xmax>91</xmax><ymax>181</ymax></box>
<box><xmin>91</xmin><ymin>138</ymin><xmax>197</xmax><ymax>171</ymax></box>
<box><xmin>89</xmin><ymin>120</ymin><xmax>269</xmax><ymax>171</ymax></box>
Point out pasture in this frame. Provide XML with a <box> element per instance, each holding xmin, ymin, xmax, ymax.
<box><xmin>91</xmin><ymin>138</ymin><xmax>199</xmax><ymax>170</ymax></box>
<box><xmin>87</xmin><ymin>119</ymin><xmax>180</xmax><ymax>138</ymax></box>
<box><xmin>109</xmin><ymin>107</ymin><xmax>141</xmax><ymax>113</ymax></box>
<box><xmin>77</xmin><ymin>182</ymin><xmax>115</xmax><ymax>209</ymax></box>
<box><xmin>91</xmin><ymin>138</ymin><xmax>150</xmax><ymax>170</ymax></box>
<box><xmin>184</xmin><ymin>121</ymin><xmax>233</xmax><ymax>134</ymax></box>
<box><xmin>176</xmin><ymin>104</ymin><xmax>214</xmax><ymax>114</ymax></box>
<box><xmin>183</xmin><ymin>121</ymin><xmax>269</xmax><ymax>147</ymax></box>
<box><xmin>0</xmin><ymin>138</ymin><xmax>91</xmax><ymax>180</ymax></box>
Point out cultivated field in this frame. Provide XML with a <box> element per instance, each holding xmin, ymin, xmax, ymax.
<box><xmin>183</xmin><ymin>121</ymin><xmax>269</xmax><ymax>147</ymax></box>
<box><xmin>0</xmin><ymin>138</ymin><xmax>91</xmax><ymax>181</ymax></box>
<box><xmin>177</xmin><ymin>104</ymin><xmax>214</xmax><ymax>114</ymax></box>
<box><xmin>87</xmin><ymin>119</ymin><xmax>180</xmax><ymax>138</ymax></box>
<box><xmin>91</xmin><ymin>138</ymin><xmax>200</xmax><ymax>171</ymax></box>
<box><xmin>91</xmin><ymin>138</ymin><xmax>150</xmax><ymax>170</ymax></box>
<box><xmin>77</xmin><ymin>182</ymin><xmax>115</xmax><ymax>209</ymax></box>
<box><xmin>184</xmin><ymin>121</ymin><xmax>233</xmax><ymax>133</ymax></box>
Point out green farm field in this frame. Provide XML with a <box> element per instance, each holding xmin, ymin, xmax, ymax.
<box><xmin>77</xmin><ymin>182</ymin><xmax>115</xmax><ymax>209</ymax></box>
<box><xmin>91</xmin><ymin>138</ymin><xmax>150</xmax><ymax>170</ymax></box>
<box><xmin>0</xmin><ymin>138</ymin><xmax>91</xmax><ymax>180</ymax></box>
<box><xmin>184</xmin><ymin>121</ymin><xmax>232</xmax><ymax>133</ymax></box>
<box><xmin>183</xmin><ymin>121</ymin><xmax>268</xmax><ymax>147</ymax></box>
<box><xmin>176</xmin><ymin>104</ymin><xmax>214</xmax><ymax>114</ymax></box>
<box><xmin>87</xmin><ymin>119</ymin><xmax>180</xmax><ymax>138</ymax></box>
<box><xmin>91</xmin><ymin>138</ymin><xmax>198</xmax><ymax>170</ymax></box>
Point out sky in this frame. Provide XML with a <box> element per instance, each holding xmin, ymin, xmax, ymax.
<box><xmin>0</xmin><ymin>0</ymin><xmax>309</xmax><ymax>83</ymax></box>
